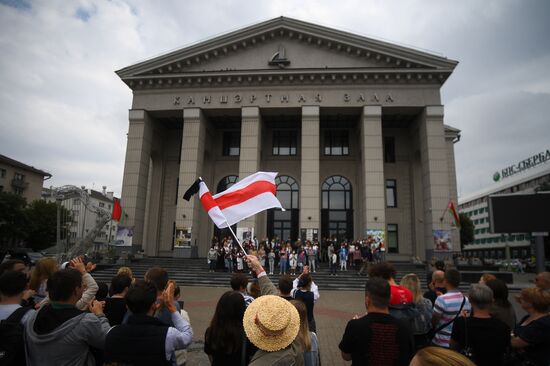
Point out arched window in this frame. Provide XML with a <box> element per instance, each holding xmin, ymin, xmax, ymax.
<box><xmin>213</xmin><ymin>175</ymin><xmax>238</xmax><ymax>244</ymax></box>
<box><xmin>321</xmin><ymin>175</ymin><xmax>353</xmax><ymax>242</ymax></box>
<box><xmin>217</xmin><ymin>175</ymin><xmax>238</xmax><ymax>193</ymax></box>
<box><xmin>275</xmin><ymin>175</ymin><xmax>299</xmax><ymax>209</ymax></box>
<box><xmin>267</xmin><ymin>175</ymin><xmax>299</xmax><ymax>242</ymax></box>
<box><xmin>322</xmin><ymin>175</ymin><xmax>352</xmax><ymax>210</ymax></box>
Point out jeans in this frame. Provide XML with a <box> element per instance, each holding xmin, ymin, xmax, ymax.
<box><xmin>308</xmin><ymin>257</ymin><xmax>316</xmax><ymax>272</ymax></box>
<box><xmin>269</xmin><ymin>259</ymin><xmax>274</xmax><ymax>273</ymax></box>
<box><xmin>209</xmin><ymin>260</ymin><xmax>216</xmax><ymax>271</ymax></box>
<box><xmin>330</xmin><ymin>263</ymin><xmax>337</xmax><ymax>274</ymax></box>
<box><xmin>280</xmin><ymin>259</ymin><xmax>288</xmax><ymax>274</ymax></box>
<box><xmin>225</xmin><ymin>258</ymin><xmax>233</xmax><ymax>273</ymax></box>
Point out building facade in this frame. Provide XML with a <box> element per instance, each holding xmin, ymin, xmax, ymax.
<box><xmin>0</xmin><ymin>154</ymin><xmax>51</xmax><ymax>203</ymax></box>
<box><xmin>116</xmin><ymin>17</ymin><xmax>460</xmax><ymax>260</ymax></box>
<box><xmin>458</xmin><ymin>151</ymin><xmax>550</xmax><ymax>259</ymax></box>
<box><xmin>43</xmin><ymin>186</ymin><xmax>119</xmax><ymax>248</ymax></box>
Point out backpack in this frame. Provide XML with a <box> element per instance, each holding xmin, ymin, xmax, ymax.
<box><xmin>389</xmin><ymin>302</ymin><xmax>431</xmax><ymax>335</ymax></box>
<box><xmin>0</xmin><ymin>306</ymin><xmax>33</xmax><ymax>366</ymax></box>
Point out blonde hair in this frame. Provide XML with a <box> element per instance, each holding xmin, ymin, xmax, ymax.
<box><xmin>117</xmin><ymin>266</ymin><xmax>133</xmax><ymax>279</ymax></box>
<box><xmin>290</xmin><ymin>299</ymin><xmax>311</xmax><ymax>351</ymax></box>
<box><xmin>29</xmin><ymin>257</ymin><xmax>59</xmax><ymax>291</ymax></box>
<box><xmin>413</xmin><ymin>347</ymin><xmax>476</xmax><ymax>366</ymax></box>
<box><xmin>400</xmin><ymin>273</ymin><xmax>423</xmax><ymax>303</ymax></box>
<box><xmin>517</xmin><ymin>287</ymin><xmax>550</xmax><ymax>313</ymax></box>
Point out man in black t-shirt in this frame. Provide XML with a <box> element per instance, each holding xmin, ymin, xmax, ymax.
<box><xmin>339</xmin><ymin>278</ymin><xmax>414</xmax><ymax>365</ymax></box>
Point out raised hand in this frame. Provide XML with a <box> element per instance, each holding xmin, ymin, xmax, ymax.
<box><xmin>162</xmin><ymin>282</ymin><xmax>177</xmax><ymax>313</ymax></box>
<box><xmin>89</xmin><ymin>299</ymin><xmax>105</xmax><ymax>316</ymax></box>
<box><xmin>85</xmin><ymin>261</ymin><xmax>96</xmax><ymax>273</ymax></box>
<box><xmin>70</xmin><ymin>257</ymin><xmax>86</xmax><ymax>274</ymax></box>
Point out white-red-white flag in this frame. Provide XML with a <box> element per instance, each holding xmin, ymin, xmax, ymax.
<box><xmin>183</xmin><ymin>172</ymin><xmax>284</xmax><ymax>228</ymax></box>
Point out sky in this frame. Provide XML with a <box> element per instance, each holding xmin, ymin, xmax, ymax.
<box><xmin>0</xmin><ymin>0</ymin><xmax>549</xmax><ymax>198</ymax></box>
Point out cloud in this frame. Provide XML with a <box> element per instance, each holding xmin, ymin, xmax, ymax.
<box><xmin>0</xmin><ymin>0</ymin><xmax>549</xmax><ymax>199</ymax></box>
<box><xmin>449</xmin><ymin>89</ymin><xmax>550</xmax><ymax>196</ymax></box>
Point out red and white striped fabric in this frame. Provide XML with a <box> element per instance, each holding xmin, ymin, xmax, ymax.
<box><xmin>199</xmin><ymin>172</ymin><xmax>284</xmax><ymax>228</ymax></box>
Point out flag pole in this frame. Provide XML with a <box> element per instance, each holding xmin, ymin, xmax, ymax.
<box><xmin>225</xmin><ymin>222</ymin><xmax>248</xmax><ymax>256</ymax></box>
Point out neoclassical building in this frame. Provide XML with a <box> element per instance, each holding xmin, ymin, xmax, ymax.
<box><xmin>116</xmin><ymin>17</ymin><xmax>460</xmax><ymax>260</ymax></box>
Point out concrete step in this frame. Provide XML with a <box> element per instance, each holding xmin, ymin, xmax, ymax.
<box><xmin>90</xmin><ymin>257</ymin><xmax>448</xmax><ymax>291</ymax></box>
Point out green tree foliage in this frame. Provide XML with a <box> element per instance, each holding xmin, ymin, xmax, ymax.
<box><xmin>26</xmin><ymin>200</ymin><xmax>70</xmax><ymax>251</ymax></box>
<box><xmin>535</xmin><ymin>180</ymin><xmax>550</xmax><ymax>192</ymax></box>
<box><xmin>0</xmin><ymin>192</ymin><xmax>28</xmax><ymax>246</ymax></box>
<box><xmin>459</xmin><ymin>213</ymin><xmax>474</xmax><ymax>250</ymax></box>
<box><xmin>0</xmin><ymin>193</ymin><xmax>71</xmax><ymax>250</ymax></box>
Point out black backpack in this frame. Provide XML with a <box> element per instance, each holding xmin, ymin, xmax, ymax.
<box><xmin>0</xmin><ymin>306</ymin><xmax>32</xmax><ymax>366</ymax></box>
<box><xmin>389</xmin><ymin>302</ymin><xmax>430</xmax><ymax>335</ymax></box>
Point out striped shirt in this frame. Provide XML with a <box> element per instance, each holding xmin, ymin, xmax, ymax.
<box><xmin>433</xmin><ymin>290</ymin><xmax>471</xmax><ymax>347</ymax></box>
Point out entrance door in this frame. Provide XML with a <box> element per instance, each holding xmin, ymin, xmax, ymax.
<box><xmin>321</xmin><ymin>175</ymin><xmax>353</xmax><ymax>242</ymax></box>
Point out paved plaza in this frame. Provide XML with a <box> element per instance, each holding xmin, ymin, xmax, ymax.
<box><xmin>180</xmin><ymin>272</ymin><xmax>533</xmax><ymax>365</ymax></box>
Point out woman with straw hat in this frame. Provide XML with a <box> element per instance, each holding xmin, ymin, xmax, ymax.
<box><xmin>244</xmin><ymin>294</ymin><xmax>303</xmax><ymax>365</ymax></box>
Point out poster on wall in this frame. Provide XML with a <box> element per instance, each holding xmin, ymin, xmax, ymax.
<box><xmin>114</xmin><ymin>226</ymin><xmax>134</xmax><ymax>247</ymax></box>
<box><xmin>237</xmin><ymin>227</ymin><xmax>254</xmax><ymax>243</ymax></box>
<box><xmin>300</xmin><ymin>228</ymin><xmax>319</xmax><ymax>242</ymax></box>
<box><xmin>433</xmin><ymin>230</ymin><xmax>452</xmax><ymax>252</ymax></box>
<box><xmin>175</xmin><ymin>227</ymin><xmax>192</xmax><ymax>247</ymax></box>
<box><xmin>365</xmin><ymin>229</ymin><xmax>385</xmax><ymax>248</ymax></box>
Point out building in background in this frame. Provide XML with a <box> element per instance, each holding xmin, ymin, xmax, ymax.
<box><xmin>458</xmin><ymin>149</ymin><xmax>550</xmax><ymax>259</ymax></box>
<box><xmin>116</xmin><ymin>17</ymin><xmax>461</xmax><ymax>260</ymax></box>
<box><xmin>0</xmin><ymin>154</ymin><xmax>51</xmax><ymax>202</ymax></box>
<box><xmin>43</xmin><ymin>186</ymin><xmax>119</xmax><ymax>250</ymax></box>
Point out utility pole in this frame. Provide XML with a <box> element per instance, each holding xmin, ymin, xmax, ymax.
<box><xmin>56</xmin><ymin>197</ymin><xmax>61</xmax><ymax>256</ymax></box>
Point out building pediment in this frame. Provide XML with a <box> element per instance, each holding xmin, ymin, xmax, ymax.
<box><xmin>117</xmin><ymin>17</ymin><xmax>457</xmax><ymax>90</ymax></box>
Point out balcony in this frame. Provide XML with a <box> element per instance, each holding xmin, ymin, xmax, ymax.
<box><xmin>11</xmin><ymin>178</ymin><xmax>29</xmax><ymax>190</ymax></box>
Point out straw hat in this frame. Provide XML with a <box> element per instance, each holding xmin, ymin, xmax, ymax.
<box><xmin>243</xmin><ymin>295</ymin><xmax>300</xmax><ymax>352</ymax></box>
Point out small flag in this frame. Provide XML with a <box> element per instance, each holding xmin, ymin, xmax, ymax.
<box><xmin>112</xmin><ymin>198</ymin><xmax>122</xmax><ymax>221</ymax></box>
<box><xmin>183</xmin><ymin>172</ymin><xmax>284</xmax><ymax>228</ymax></box>
<box><xmin>447</xmin><ymin>200</ymin><xmax>460</xmax><ymax>227</ymax></box>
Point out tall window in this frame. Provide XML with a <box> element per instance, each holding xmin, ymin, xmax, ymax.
<box><xmin>0</xmin><ymin>168</ymin><xmax>5</xmax><ymax>178</ymax></box>
<box><xmin>324</xmin><ymin>130</ymin><xmax>349</xmax><ymax>156</ymax></box>
<box><xmin>384</xmin><ymin>137</ymin><xmax>395</xmax><ymax>163</ymax></box>
<box><xmin>222</xmin><ymin>131</ymin><xmax>240</xmax><ymax>156</ymax></box>
<box><xmin>268</xmin><ymin>175</ymin><xmax>299</xmax><ymax>241</ymax></box>
<box><xmin>214</xmin><ymin>175</ymin><xmax>239</xmax><ymax>242</ymax></box>
<box><xmin>387</xmin><ymin>224</ymin><xmax>398</xmax><ymax>253</ymax></box>
<box><xmin>272</xmin><ymin>130</ymin><xmax>297</xmax><ymax>156</ymax></box>
<box><xmin>386</xmin><ymin>179</ymin><xmax>397</xmax><ymax>208</ymax></box>
<box><xmin>14</xmin><ymin>173</ymin><xmax>24</xmax><ymax>180</ymax></box>
<box><xmin>321</xmin><ymin>175</ymin><xmax>353</xmax><ymax>241</ymax></box>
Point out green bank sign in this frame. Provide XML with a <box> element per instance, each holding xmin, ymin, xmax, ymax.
<box><xmin>493</xmin><ymin>149</ymin><xmax>550</xmax><ymax>182</ymax></box>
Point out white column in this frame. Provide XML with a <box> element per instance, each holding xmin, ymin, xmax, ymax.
<box><xmin>300</xmin><ymin>106</ymin><xmax>320</xmax><ymax>230</ymax></box>
<box><xmin>120</xmin><ymin>109</ymin><xmax>153</xmax><ymax>251</ymax></box>
<box><xmin>238</xmin><ymin>106</ymin><xmax>262</xmax><ymax>233</ymax></box>
<box><xmin>176</xmin><ymin>108</ymin><xmax>206</xmax><ymax>247</ymax></box>
<box><xmin>419</xmin><ymin>106</ymin><xmax>452</xmax><ymax>258</ymax></box>
<box><xmin>360</xmin><ymin>106</ymin><xmax>386</xmax><ymax>233</ymax></box>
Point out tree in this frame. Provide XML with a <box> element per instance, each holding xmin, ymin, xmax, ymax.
<box><xmin>535</xmin><ymin>179</ymin><xmax>550</xmax><ymax>192</ymax></box>
<box><xmin>459</xmin><ymin>213</ymin><xmax>474</xmax><ymax>251</ymax></box>
<box><xmin>0</xmin><ymin>191</ymin><xmax>28</xmax><ymax>247</ymax></box>
<box><xmin>25</xmin><ymin>200</ymin><xmax>70</xmax><ymax>251</ymax></box>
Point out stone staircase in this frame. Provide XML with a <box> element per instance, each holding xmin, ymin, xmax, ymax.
<box><xmin>91</xmin><ymin>257</ymin><xmax>432</xmax><ymax>291</ymax></box>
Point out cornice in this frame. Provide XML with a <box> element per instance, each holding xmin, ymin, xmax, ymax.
<box><xmin>124</xmin><ymin>68</ymin><xmax>452</xmax><ymax>90</ymax></box>
<box><xmin>117</xmin><ymin>17</ymin><xmax>458</xmax><ymax>90</ymax></box>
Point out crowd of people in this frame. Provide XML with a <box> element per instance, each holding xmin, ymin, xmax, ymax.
<box><xmin>0</xmin><ymin>257</ymin><xmax>192</xmax><ymax>366</ymax></box>
<box><xmin>206</xmin><ymin>236</ymin><xmax>387</xmax><ymax>275</ymax></box>
<box><xmin>1</xmin><ymin>254</ymin><xmax>550</xmax><ymax>365</ymax></box>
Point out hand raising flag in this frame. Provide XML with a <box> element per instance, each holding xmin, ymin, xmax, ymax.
<box><xmin>183</xmin><ymin>172</ymin><xmax>285</xmax><ymax>228</ymax></box>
